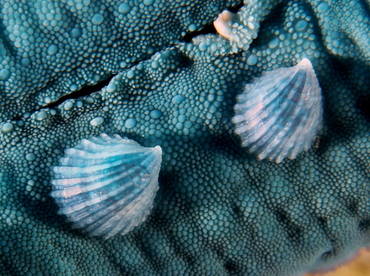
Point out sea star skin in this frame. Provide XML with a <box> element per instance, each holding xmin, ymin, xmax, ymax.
<box><xmin>1</xmin><ymin>0</ymin><xmax>370</xmax><ymax>276</ymax></box>
<box><xmin>0</xmin><ymin>0</ymin><xmax>239</xmax><ymax>121</ymax></box>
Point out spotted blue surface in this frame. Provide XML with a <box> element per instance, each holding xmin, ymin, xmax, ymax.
<box><xmin>0</xmin><ymin>0</ymin><xmax>238</xmax><ymax>121</ymax></box>
<box><xmin>1</xmin><ymin>0</ymin><xmax>370</xmax><ymax>275</ymax></box>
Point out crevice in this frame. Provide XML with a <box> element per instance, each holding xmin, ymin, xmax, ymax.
<box><xmin>274</xmin><ymin>208</ymin><xmax>303</xmax><ymax>244</ymax></box>
<box><xmin>227</xmin><ymin>1</ymin><xmax>245</xmax><ymax>13</ymax></box>
<box><xmin>251</xmin><ymin>0</ymin><xmax>287</xmax><ymax>48</ymax></box>
<box><xmin>44</xmin><ymin>75</ymin><xmax>114</xmax><ymax>109</ymax></box>
<box><xmin>182</xmin><ymin>24</ymin><xmax>217</xmax><ymax>42</ymax></box>
<box><xmin>359</xmin><ymin>219</ymin><xmax>370</xmax><ymax>232</ymax></box>
<box><xmin>356</xmin><ymin>94</ymin><xmax>370</xmax><ymax>122</ymax></box>
<box><xmin>224</xmin><ymin>258</ymin><xmax>242</xmax><ymax>273</ymax></box>
<box><xmin>10</xmin><ymin>74</ymin><xmax>115</xmax><ymax>122</ymax></box>
<box><xmin>0</xmin><ymin>22</ymin><xmax>17</xmax><ymax>57</ymax></box>
<box><xmin>358</xmin><ymin>0</ymin><xmax>370</xmax><ymax>17</ymax></box>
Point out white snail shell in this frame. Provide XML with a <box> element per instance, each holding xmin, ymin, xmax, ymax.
<box><xmin>232</xmin><ymin>59</ymin><xmax>323</xmax><ymax>163</ymax></box>
<box><xmin>51</xmin><ymin>134</ymin><xmax>162</xmax><ymax>239</ymax></box>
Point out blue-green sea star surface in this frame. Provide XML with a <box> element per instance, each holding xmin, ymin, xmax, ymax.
<box><xmin>1</xmin><ymin>0</ymin><xmax>370</xmax><ymax>275</ymax></box>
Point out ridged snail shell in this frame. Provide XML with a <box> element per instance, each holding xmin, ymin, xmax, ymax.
<box><xmin>51</xmin><ymin>134</ymin><xmax>162</xmax><ymax>239</ymax></box>
<box><xmin>232</xmin><ymin>58</ymin><xmax>323</xmax><ymax>163</ymax></box>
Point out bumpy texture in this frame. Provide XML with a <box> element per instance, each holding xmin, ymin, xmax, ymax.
<box><xmin>0</xmin><ymin>0</ymin><xmax>238</xmax><ymax>121</ymax></box>
<box><xmin>1</xmin><ymin>0</ymin><xmax>370</xmax><ymax>275</ymax></box>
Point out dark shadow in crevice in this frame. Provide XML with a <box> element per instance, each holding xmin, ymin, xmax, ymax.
<box><xmin>251</xmin><ymin>0</ymin><xmax>287</xmax><ymax>49</ymax></box>
<box><xmin>358</xmin><ymin>0</ymin><xmax>370</xmax><ymax>18</ymax></box>
<box><xmin>227</xmin><ymin>1</ymin><xmax>245</xmax><ymax>13</ymax></box>
<box><xmin>0</xmin><ymin>22</ymin><xmax>17</xmax><ymax>57</ymax></box>
<box><xmin>356</xmin><ymin>94</ymin><xmax>370</xmax><ymax>122</ymax></box>
<box><xmin>224</xmin><ymin>258</ymin><xmax>243</xmax><ymax>273</ymax></box>
<box><xmin>11</xmin><ymin>74</ymin><xmax>116</xmax><ymax>122</ymax></box>
<box><xmin>273</xmin><ymin>208</ymin><xmax>303</xmax><ymax>245</ymax></box>
<box><xmin>182</xmin><ymin>24</ymin><xmax>217</xmax><ymax>42</ymax></box>
<box><xmin>359</xmin><ymin>219</ymin><xmax>370</xmax><ymax>232</ymax></box>
<box><xmin>44</xmin><ymin>75</ymin><xmax>114</xmax><ymax>109</ymax></box>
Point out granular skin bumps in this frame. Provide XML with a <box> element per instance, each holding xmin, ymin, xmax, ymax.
<box><xmin>0</xmin><ymin>0</ymin><xmax>370</xmax><ymax>275</ymax></box>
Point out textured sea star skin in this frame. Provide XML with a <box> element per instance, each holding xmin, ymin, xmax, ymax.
<box><xmin>0</xmin><ymin>0</ymin><xmax>238</xmax><ymax>121</ymax></box>
<box><xmin>1</xmin><ymin>0</ymin><xmax>370</xmax><ymax>275</ymax></box>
